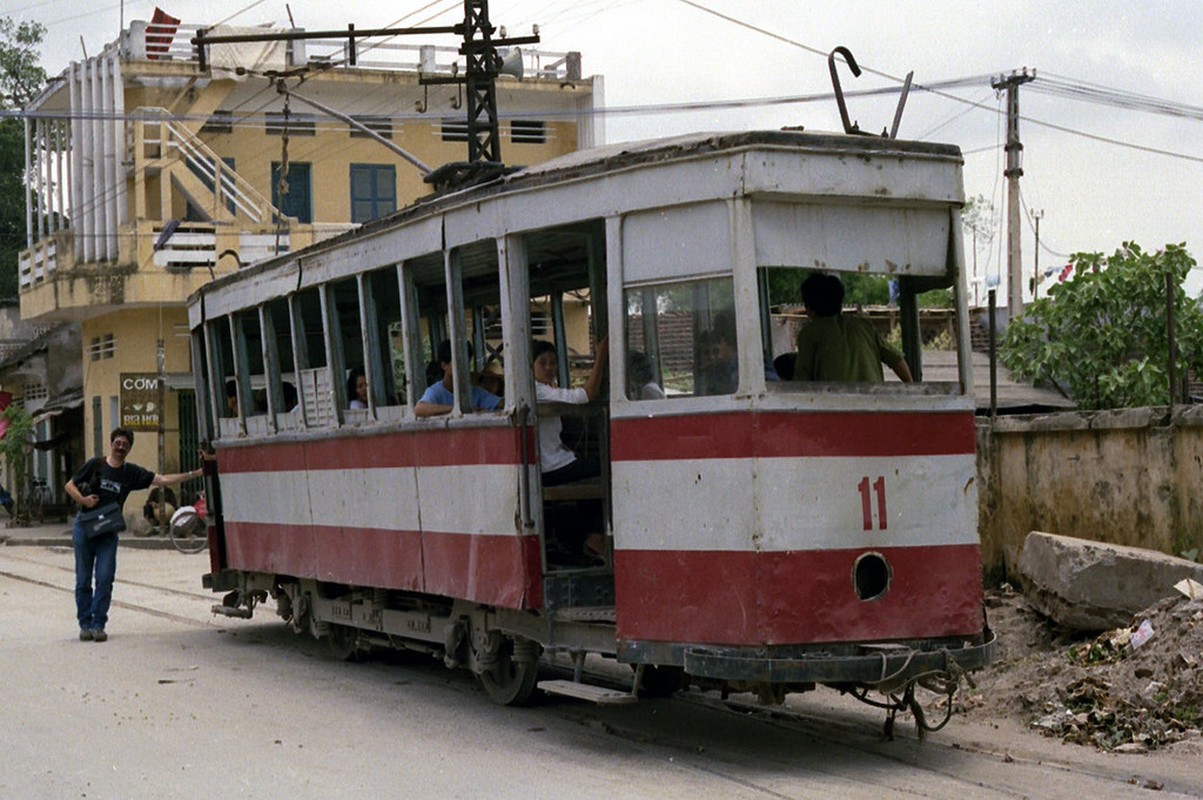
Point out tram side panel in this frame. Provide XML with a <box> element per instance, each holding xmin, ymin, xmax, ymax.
<box><xmin>609</xmin><ymin>410</ymin><xmax>982</xmax><ymax>646</ymax></box>
<box><xmin>216</xmin><ymin>425</ymin><xmax>542</xmax><ymax>609</ymax></box>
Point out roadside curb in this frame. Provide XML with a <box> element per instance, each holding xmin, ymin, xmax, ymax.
<box><xmin>1</xmin><ymin>534</ymin><xmax>181</xmax><ymax>550</ymax></box>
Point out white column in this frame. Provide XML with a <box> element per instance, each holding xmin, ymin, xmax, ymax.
<box><xmin>101</xmin><ymin>55</ymin><xmax>116</xmax><ymax>261</ymax></box>
<box><xmin>90</xmin><ymin>57</ymin><xmax>105</xmax><ymax>263</ymax></box>
<box><xmin>68</xmin><ymin>62</ymin><xmax>85</xmax><ymax>261</ymax></box>
<box><xmin>111</xmin><ymin>55</ymin><xmax>127</xmax><ymax>233</ymax></box>
<box><xmin>55</xmin><ymin>119</ymin><xmax>66</xmax><ymax>233</ymax></box>
<box><xmin>34</xmin><ymin>119</ymin><xmax>46</xmax><ymax>239</ymax></box>
<box><xmin>23</xmin><ymin>115</ymin><xmax>32</xmax><ymax>248</ymax></box>
<box><xmin>78</xmin><ymin>61</ymin><xmax>95</xmax><ymax>262</ymax></box>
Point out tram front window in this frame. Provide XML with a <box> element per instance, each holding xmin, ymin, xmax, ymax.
<box><xmin>623</xmin><ymin>276</ymin><xmax>737</xmax><ymax>398</ymax></box>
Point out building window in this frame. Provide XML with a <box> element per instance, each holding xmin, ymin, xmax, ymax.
<box><xmin>88</xmin><ymin>333</ymin><xmax>115</xmax><ymax>361</ymax></box>
<box><xmin>201</xmin><ymin>109</ymin><xmax>234</xmax><ymax>134</ymax></box>
<box><xmin>265</xmin><ymin>112</ymin><xmax>316</xmax><ymax>136</ymax></box>
<box><xmin>23</xmin><ymin>383</ymin><xmax>48</xmax><ymax>402</ymax></box>
<box><xmin>511</xmin><ymin>120</ymin><xmax>546</xmax><ymax>144</ymax></box>
<box><xmin>271</xmin><ymin>162</ymin><xmax>313</xmax><ymax>224</ymax></box>
<box><xmin>350</xmin><ymin>115</ymin><xmax>394</xmax><ymax>139</ymax></box>
<box><xmin>350</xmin><ymin>164</ymin><xmax>397</xmax><ymax>224</ymax></box>
<box><xmin>440</xmin><ymin>119</ymin><xmax>469</xmax><ymax>142</ymax></box>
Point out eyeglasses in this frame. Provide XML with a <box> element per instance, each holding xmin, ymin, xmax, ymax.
<box><xmin>112</xmin><ymin>438</ymin><xmax>131</xmax><ymax>448</ymax></box>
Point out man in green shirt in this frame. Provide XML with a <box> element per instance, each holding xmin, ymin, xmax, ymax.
<box><xmin>794</xmin><ymin>273</ymin><xmax>913</xmax><ymax>383</ymax></box>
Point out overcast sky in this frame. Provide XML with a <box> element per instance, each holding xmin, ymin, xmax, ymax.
<box><xmin>10</xmin><ymin>0</ymin><xmax>1203</xmax><ymax>298</ymax></box>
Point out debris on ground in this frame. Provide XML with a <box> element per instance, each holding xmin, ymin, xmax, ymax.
<box><xmin>956</xmin><ymin>584</ymin><xmax>1203</xmax><ymax>752</ymax></box>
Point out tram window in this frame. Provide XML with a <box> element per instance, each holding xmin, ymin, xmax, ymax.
<box><xmin>328</xmin><ymin>276</ymin><xmax>364</xmax><ymax>413</ymax></box>
<box><xmin>289</xmin><ymin>287</ymin><xmax>334</xmax><ymax>426</ymax></box>
<box><xmin>264</xmin><ymin>297</ymin><xmax>300</xmax><ymax>426</ymax></box>
<box><xmin>233</xmin><ymin>309</ymin><xmax>269</xmax><ymax>431</ymax></box>
<box><xmin>623</xmin><ymin>276</ymin><xmax>737</xmax><ymax>398</ymax></box>
<box><xmin>211</xmin><ymin>320</ymin><xmax>236</xmax><ymax>417</ymax></box>
<box><xmin>759</xmin><ymin>267</ymin><xmax>963</xmax><ymax>388</ymax></box>
<box><xmin>363</xmin><ymin>267</ymin><xmax>404</xmax><ymax>411</ymax></box>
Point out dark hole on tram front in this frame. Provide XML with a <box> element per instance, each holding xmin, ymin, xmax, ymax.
<box><xmin>853</xmin><ymin>552</ymin><xmax>891</xmax><ymax>601</ymax></box>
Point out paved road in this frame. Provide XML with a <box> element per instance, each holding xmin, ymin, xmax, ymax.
<box><xmin>1</xmin><ymin>543</ymin><xmax>1199</xmax><ymax>799</ymax></box>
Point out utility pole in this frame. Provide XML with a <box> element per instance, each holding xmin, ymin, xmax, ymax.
<box><xmin>992</xmin><ymin>68</ymin><xmax>1035</xmax><ymax>319</ymax></box>
<box><xmin>1032</xmin><ymin>208</ymin><xmax>1044</xmax><ymax>300</ymax></box>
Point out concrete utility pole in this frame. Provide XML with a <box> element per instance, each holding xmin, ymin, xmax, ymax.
<box><xmin>992</xmin><ymin>68</ymin><xmax>1035</xmax><ymax>319</ymax></box>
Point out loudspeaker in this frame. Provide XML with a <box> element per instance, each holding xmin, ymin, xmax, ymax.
<box><xmin>498</xmin><ymin>47</ymin><xmax>523</xmax><ymax>79</ymax></box>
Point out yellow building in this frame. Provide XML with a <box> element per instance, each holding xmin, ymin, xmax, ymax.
<box><xmin>18</xmin><ymin>15</ymin><xmax>600</xmax><ymax>497</ymax></box>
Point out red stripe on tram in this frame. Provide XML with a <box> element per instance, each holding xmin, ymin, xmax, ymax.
<box><xmin>611</xmin><ymin>411</ymin><xmax>975</xmax><ymax>462</ymax></box>
<box><xmin>613</xmin><ymin>543</ymin><xmax>984</xmax><ymax>645</ymax></box>
<box><xmin>224</xmin><ymin>521</ymin><xmax>542</xmax><ymax>610</ymax></box>
<box><xmin>219</xmin><ymin>426</ymin><xmax>527</xmax><ymax>473</ymax></box>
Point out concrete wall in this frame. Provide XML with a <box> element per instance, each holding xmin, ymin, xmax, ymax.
<box><xmin>977</xmin><ymin>405</ymin><xmax>1203</xmax><ymax>582</ymax></box>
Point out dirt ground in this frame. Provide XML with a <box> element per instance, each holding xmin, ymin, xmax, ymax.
<box><xmin>954</xmin><ymin>583</ymin><xmax>1203</xmax><ymax>755</ymax></box>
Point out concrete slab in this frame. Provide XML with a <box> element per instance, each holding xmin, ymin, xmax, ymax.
<box><xmin>1018</xmin><ymin>531</ymin><xmax>1203</xmax><ymax>632</ymax></box>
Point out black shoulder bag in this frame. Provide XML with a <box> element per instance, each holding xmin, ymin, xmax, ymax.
<box><xmin>78</xmin><ymin>460</ymin><xmax>126</xmax><ymax>538</ymax></box>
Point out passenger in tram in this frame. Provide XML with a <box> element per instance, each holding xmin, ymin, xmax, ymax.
<box><xmin>281</xmin><ymin>382</ymin><xmax>299</xmax><ymax>414</ymax></box>
<box><xmin>476</xmin><ymin>360</ymin><xmax>505</xmax><ymax>399</ymax></box>
<box><xmin>534</xmin><ymin>336</ymin><xmax>610</xmax><ymax>566</ymax></box>
<box><xmin>626</xmin><ymin>350</ymin><xmax>665</xmax><ymax>400</ymax></box>
<box><xmin>699</xmin><ymin>313</ymin><xmax>779</xmax><ymax>395</ymax></box>
<box><xmin>414</xmin><ymin>340</ymin><xmax>503</xmax><ymax>417</ymax></box>
<box><xmin>793</xmin><ymin>273</ymin><xmax>914</xmax><ymax>383</ymax></box>
<box><xmin>533</xmin><ymin>337</ymin><xmax>608</xmax><ymax>485</ymax></box>
<box><xmin>347</xmin><ymin>367</ymin><xmax>368</xmax><ymax>409</ymax></box>
<box><xmin>225</xmin><ymin>380</ymin><xmax>238</xmax><ymax>415</ymax></box>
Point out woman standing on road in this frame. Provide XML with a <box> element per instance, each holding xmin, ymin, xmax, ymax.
<box><xmin>63</xmin><ymin>427</ymin><xmax>206</xmax><ymax>643</ymax></box>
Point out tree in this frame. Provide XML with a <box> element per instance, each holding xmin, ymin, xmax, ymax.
<box><xmin>999</xmin><ymin>242</ymin><xmax>1203</xmax><ymax>409</ymax></box>
<box><xmin>0</xmin><ymin>402</ymin><xmax>34</xmax><ymax>523</ymax></box>
<box><xmin>0</xmin><ymin>18</ymin><xmax>47</xmax><ymax>107</ymax></box>
<box><xmin>0</xmin><ymin>18</ymin><xmax>46</xmax><ymax>299</ymax></box>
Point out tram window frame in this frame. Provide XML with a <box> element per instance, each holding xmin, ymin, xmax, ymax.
<box><xmin>324</xmin><ymin>276</ymin><xmax>365</xmax><ymax>424</ymax></box>
<box><xmin>263</xmin><ymin>297</ymin><xmax>300</xmax><ymax>431</ymax></box>
<box><xmin>361</xmin><ymin>266</ymin><xmax>405</xmax><ymax>421</ymax></box>
<box><xmin>288</xmin><ymin>286</ymin><xmax>334</xmax><ymax>427</ymax></box>
<box><xmin>622</xmin><ymin>274</ymin><xmax>738</xmax><ymax>400</ymax></box>
<box><xmin>207</xmin><ymin>316</ymin><xmax>240</xmax><ymax>439</ymax></box>
<box><xmin>232</xmin><ymin>308</ymin><xmax>271</xmax><ymax>436</ymax></box>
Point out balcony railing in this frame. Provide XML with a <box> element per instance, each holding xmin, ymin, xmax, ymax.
<box><xmin>124</xmin><ymin>20</ymin><xmax>581</xmax><ymax>81</ymax></box>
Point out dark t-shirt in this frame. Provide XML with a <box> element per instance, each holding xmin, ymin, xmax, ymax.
<box><xmin>71</xmin><ymin>457</ymin><xmax>156</xmax><ymax>509</ymax></box>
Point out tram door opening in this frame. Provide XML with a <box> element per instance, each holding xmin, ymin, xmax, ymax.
<box><xmin>524</xmin><ymin>223</ymin><xmax>611</xmax><ymax>573</ymax></box>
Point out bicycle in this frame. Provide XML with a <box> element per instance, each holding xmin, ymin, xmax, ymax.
<box><xmin>21</xmin><ymin>477</ymin><xmax>49</xmax><ymax>525</ymax></box>
<box><xmin>169</xmin><ymin>500</ymin><xmax>209</xmax><ymax>554</ymax></box>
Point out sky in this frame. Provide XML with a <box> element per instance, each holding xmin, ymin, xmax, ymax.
<box><xmin>7</xmin><ymin>0</ymin><xmax>1203</xmax><ymax>299</ymax></box>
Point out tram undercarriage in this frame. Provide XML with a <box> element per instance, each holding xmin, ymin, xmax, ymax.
<box><xmin>208</xmin><ymin>570</ymin><xmax>996</xmax><ymax>732</ymax></box>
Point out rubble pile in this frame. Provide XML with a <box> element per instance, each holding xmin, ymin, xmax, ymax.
<box><xmin>960</xmin><ymin>585</ymin><xmax>1203</xmax><ymax>752</ymax></box>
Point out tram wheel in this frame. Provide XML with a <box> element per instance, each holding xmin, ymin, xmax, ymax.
<box><xmin>326</xmin><ymin>624</ymin><xmax>364</xmax><ymax>662</ymax></box>
<box><xmin>476</xmin><ymin>636</ymin><xmax>540</xmax><ymax>706</ymax></box>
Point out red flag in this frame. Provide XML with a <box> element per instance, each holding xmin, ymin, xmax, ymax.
<box><xmin>147</xmin><ymin>8</ymin><xmax>181</xmax><ymax>60</ymax></box>
<box><xmin>1057</xmin><ymin>263</ymin><xmax>1073</xmax><ymax>283</ymax></box>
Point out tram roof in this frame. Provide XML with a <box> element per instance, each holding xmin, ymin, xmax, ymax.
<box><xmin>189</xmin><ymin>129</ymin><xmax>964</xmax><ymax>309</ymax></box>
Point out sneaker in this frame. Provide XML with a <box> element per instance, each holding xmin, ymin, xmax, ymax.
<box><xmin>91</xmin><ymin>629</ymin><xmax>108</xmax><ymax>643</ymax></box>
<box><xmin>79</xmin><ymin>628</ymin><xmax>94</xmax><ymax>641</ymax></box>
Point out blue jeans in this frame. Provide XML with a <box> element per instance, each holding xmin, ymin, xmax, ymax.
<box><xmin>73</xmin><ymin>515</ymin><xmax>119</xmax><ymax>631</ymax></box>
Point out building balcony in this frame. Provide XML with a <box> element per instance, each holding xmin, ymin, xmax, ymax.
<box><xmin>18</xmin><ymin>219</ymin><xmax>355</xmax><ymax>323</ymax></box>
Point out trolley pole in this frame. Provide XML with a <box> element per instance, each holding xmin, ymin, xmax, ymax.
<box><xmin>992</xmin><ymin>69</ymin><xmax>1035</xmax><ymax>320</ymax></box>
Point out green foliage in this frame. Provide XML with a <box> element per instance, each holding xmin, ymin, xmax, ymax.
<box><xmin>765</xmin><ymin>269</ymin><xmax>952</xmax><ymax>309</ymax></box>
<box><xmin>0</xmin><ymin>17</ymin><xmax>46</xmax><ymax>299</ymax></box>
<box><xmin>999</xmin><ymin>242</ymin><xmax>1203</xmax><ymax>409</ymax></box>
<box><xmin>0</xmin><ymin>17</ymin><xmax>47</xmax><ymax>108</ymax></box>
<box><xmin>1</xmin><ymin>403</ymin><xmax>33</xmax><ymax>517</ymax></box>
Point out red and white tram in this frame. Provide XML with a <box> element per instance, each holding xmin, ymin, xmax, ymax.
<box><xmin>189</xmin><ymin>129</ymin><xmax>995</xmax><ymax>716</ymax></box>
